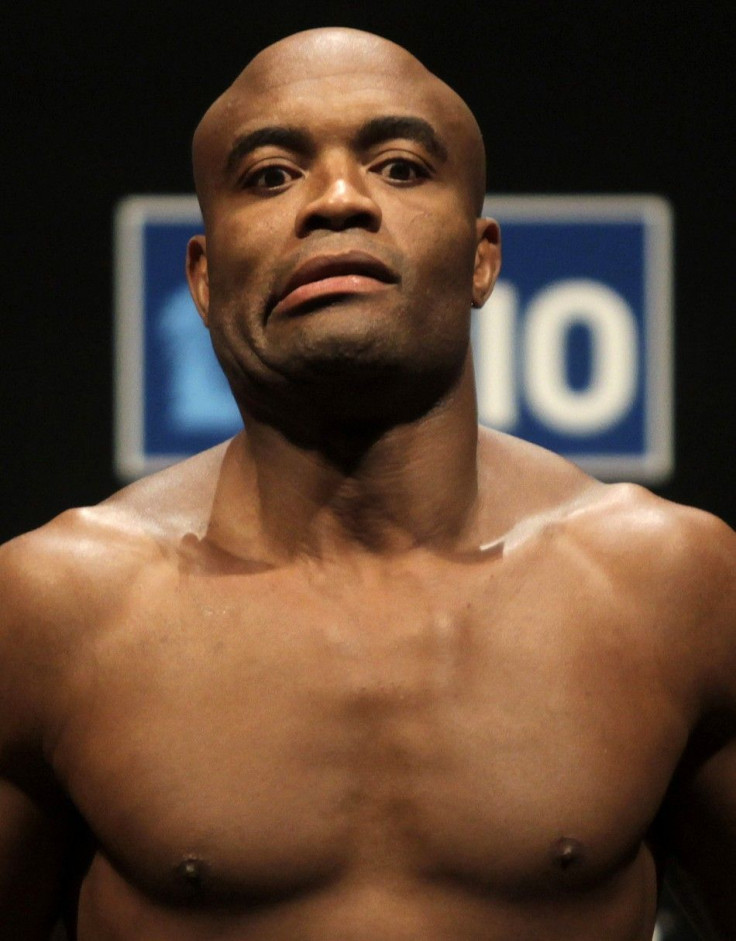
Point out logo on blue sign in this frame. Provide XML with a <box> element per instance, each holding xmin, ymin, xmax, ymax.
<box><xmin>114</xmin><ymin>194</ymin><xmax>672</xmax><ymax>482</ymax></box>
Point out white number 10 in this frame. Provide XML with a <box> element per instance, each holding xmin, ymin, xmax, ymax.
<box><xmin>474</xmin><ymin>278</ymin><xmax>639</xmax><ymax>436</ymax></box>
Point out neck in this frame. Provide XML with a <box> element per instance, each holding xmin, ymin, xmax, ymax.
<box><xmin>207</xmin><ymin>357</ymin><xmax>482</xmax><ymax>561</ymax></box>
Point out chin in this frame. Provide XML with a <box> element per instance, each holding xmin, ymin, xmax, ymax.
<box><xmin>289</xmin><ymin>341</ymin><xmax>465</xmax><ymax>423</ymax></box>
<box><xmin>298</xmin><ymin>340</ymin><xmax>401</xmax><ymax>377</ymax></box>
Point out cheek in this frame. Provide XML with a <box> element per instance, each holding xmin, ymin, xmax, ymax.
<box><xmin>395</xmin><ymin>199</ymin><xmax>476</xmax><ymax>260</ymax></box>
<box><xmin>208</xmin><ymin>227</ymin><xmax>258</xmax><ymax>293</ymax></box>
<box><xmin>404</xmin><ymin>214</ymin><xmax>477</xmax><ymax>301</ymax></box>
<box><xmin>203</xmin><ymin>236</ymin><xmax>265</xmax><ymax>348</ymax></box>
<box><xmin>207</xmin><ymin>209</ymin><xmax>282</xmax><ymax>293</ymax></box>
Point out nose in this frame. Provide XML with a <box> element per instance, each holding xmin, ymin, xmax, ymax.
<box><xmin>295</xmin><ymin>154</ymin><xmax>382</xmax><ymax>236</ymax></box>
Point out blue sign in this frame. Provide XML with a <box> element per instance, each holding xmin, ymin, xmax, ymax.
<box><xmin>114</xmin><ymin>195</ymin><xmax>672</xmax><ymax>482</ymax></box>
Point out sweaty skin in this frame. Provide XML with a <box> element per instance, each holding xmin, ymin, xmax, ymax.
<box><xmin>2</xmin><ymin>27</ymin><xmax>736</xmax><ymax>941</ymax></box>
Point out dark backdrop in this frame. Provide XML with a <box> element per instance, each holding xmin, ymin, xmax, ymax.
<box><xmin>2</xmin><ymin>2</ymin><xmax>734</xmax><ymax>543</ymax></box>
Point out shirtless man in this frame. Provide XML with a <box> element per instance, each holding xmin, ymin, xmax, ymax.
<box><xmin>1</xmin><ymin>26</ymin><xmax>735</xmax><ymax>941</ymax></box>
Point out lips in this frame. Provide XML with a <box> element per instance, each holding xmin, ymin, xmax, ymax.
<box><xmin>271</xmin><ymin>251</ymin><xmax>399</xmax><ymax>317</ymax></box>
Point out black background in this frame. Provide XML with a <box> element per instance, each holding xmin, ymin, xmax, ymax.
<box><xmin>3</xmin><ymin>4</ymin><xmax>734</xmax><ymax>937</ymax></box>
<box><xmin>2</xmin><ymin>2</ymin><xmax>734</xmax><ymax>543</ymax></box>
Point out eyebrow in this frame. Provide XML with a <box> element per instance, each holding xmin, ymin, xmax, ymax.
<box><xmin>225</xmin><ymin>126</ymin><xmax>315</xmax><ymax>174</ymax></box>
<box><xmin>224</xmin><ymin>114</ymin><xmax>448</xmax><ymax>175</ymax></box>
<box><xmin>354</xmin><ymin>116</ymin><xmax>448</xmax><ymax>163</ymax></box>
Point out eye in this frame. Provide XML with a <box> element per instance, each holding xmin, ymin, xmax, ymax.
<box><xmin>374</xmin><ymin>157</ymin><xmax>431</xmax><ymax>185</ymax></box>
<box><xmin>242</xmin><ymin>163</ymin><xmax>301</xmax><ymax>192</ymax></box>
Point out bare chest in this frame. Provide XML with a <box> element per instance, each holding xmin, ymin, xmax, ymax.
<box><xmin>52</xmin><ymin>550</ymin><xmax>689</xmax><ymax>906</ymax></box>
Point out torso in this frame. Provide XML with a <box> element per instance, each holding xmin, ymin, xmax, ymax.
<box><xmin>6</xmin><ymin>433</ymin><xmax>721</xmax><ymax>939</ymax></box>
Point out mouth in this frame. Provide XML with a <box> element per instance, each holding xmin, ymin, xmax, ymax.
<box><xmin>270</xmin><ymin>251</ymin><xmax>400</xmax><ymax>318</ymax></box>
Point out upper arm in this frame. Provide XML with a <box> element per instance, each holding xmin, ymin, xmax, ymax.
<box><xmin>660</xmin><ymin>729</ymin><xmax>736</xmax><ymax>939</ymax></box>
<box><xmin>0</xmin><ymin>508</ymin><xmax>162</xmax><ymax>939</ymax></box>
<box><xmin>0</xmin><ymin>776</ymin><xmax>69</xmax><ymax>939</ymax></box>
<box><xmin>656</xmin><ymin>509</ymin><xmax>736</xmax><ymax>939</ymax></box>
<box><xmin>0</xmin><ymin>531</ymin><xmax>81</xmax><ymax>939</ymax></box>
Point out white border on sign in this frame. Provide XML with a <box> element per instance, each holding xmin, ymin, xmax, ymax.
<box><xmin>114</xmin><ymin>194</ymin><xmax>673</xmax><ymax>483</ymax></box>
<box><xmin>114</xmin><ymin>195</ymin><xmax>203</xmax><ymax>479</ymax></box>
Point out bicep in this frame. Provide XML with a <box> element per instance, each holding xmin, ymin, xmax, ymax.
<box><xmin>0</xmin><ymin>530</ymin><xmax>100</xmax><ymax>938</ymax></box>
<box><xmin>662</xmin><ymin>509</ymin><xmax>736</xmax><ymax>937</ymax></box>
<box><xmin>0</xmin><ymin>776</ymin><xmax>67</xmax><ymax>940</ymax></box>
<box><xmin>663</xmin><ymin>732</ymin><xmax>736</xmax><ymax>941</ymax></box>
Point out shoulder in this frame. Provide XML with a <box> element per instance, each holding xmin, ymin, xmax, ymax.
<box><xmin>553</xmin><ymin>479</ymin><xmax>736</xmax><ymax>632</ymax></box>
<box><xmin>0</xmin><ymin>503</ymin><xmax>164</xmax><ymax>621</ymax></box>
<box><xmin>572</xmin><ymin>484</ymin><xmax>736</xmax><ymax>713</ymax></box>
<box><xmin>479</xmin><ymin>426</ymin><xmax>735</xmax><ymax>586</ymax></box>
<box><xmin>0</xmin><ymin>438</ymin><xmax>233</xmax><ymax>615</ymax></box>
<box><xmin>478</xmin><ymin>428</ymin><xmax>736</xmax><ymax>688</ymax></box>
<box><xmin>0</xmin><ymin>442</ymin><xmax>232</xmax><ymax>723</ymax></box>
<box><xmin>0</xmin><ymin>512</ymin><xmax>130</xmax><ymax>763</ymax></box>
<box><xmin>0</xmin><ymin>508</ymin><xmax>162</xmax><ymax>725</ymax></box>
<box><xmin>550</xmin><ymin>477</ymin><xmax>736</xmax><ymax>729</ymax></box>
<box><xmin>576</xmin><ymin>482</ymin><xmax>736</xmax><ymax>592</ymax></box>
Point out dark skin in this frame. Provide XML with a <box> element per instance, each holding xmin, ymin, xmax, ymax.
<box><xmin>2</xmin><ymin>27</ymin><xmax>736</xmax><ymax>941</ymax></box>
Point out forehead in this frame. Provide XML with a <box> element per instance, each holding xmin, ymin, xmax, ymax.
<box><xmin>221</xmin><ymin>76</ymin><xmax>455</xmax><ymax>148</ymax></box>
<box><xmin>206</xmin><ymin>38</ymin><xmax>468</xmax><ymax>154</ymax></box>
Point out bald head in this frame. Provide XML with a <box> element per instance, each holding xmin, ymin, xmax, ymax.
<box><xmin>192</xmin><ymin>28</ymin><xmax>487</xmax><ymax>218</ymax></box>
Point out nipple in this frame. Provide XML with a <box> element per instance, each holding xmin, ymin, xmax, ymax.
<box><xmin>551</xmin><ymin>836</ymin><xmax>584</xmax><ymax>870</ymax></box>
<box><xmin>175</xmin><ymin>855</ymin><xmax>207</xmax><ymax>891</ymax></box>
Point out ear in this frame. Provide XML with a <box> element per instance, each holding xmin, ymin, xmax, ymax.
<box><xmin>186</xmin><ymin>235</ymin><xmax>210</xmax><ymax>326</ymax></box>
<box><xmin>471</xmin><ymin>218</ymin><xmax>501</xmax><ymax>309</ymax></box>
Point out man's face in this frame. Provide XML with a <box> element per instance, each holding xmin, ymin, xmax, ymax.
<box><xmin>188</xmin><ymin>32</ymin><xmax>499</xmax><ymax>423</ymax></box>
